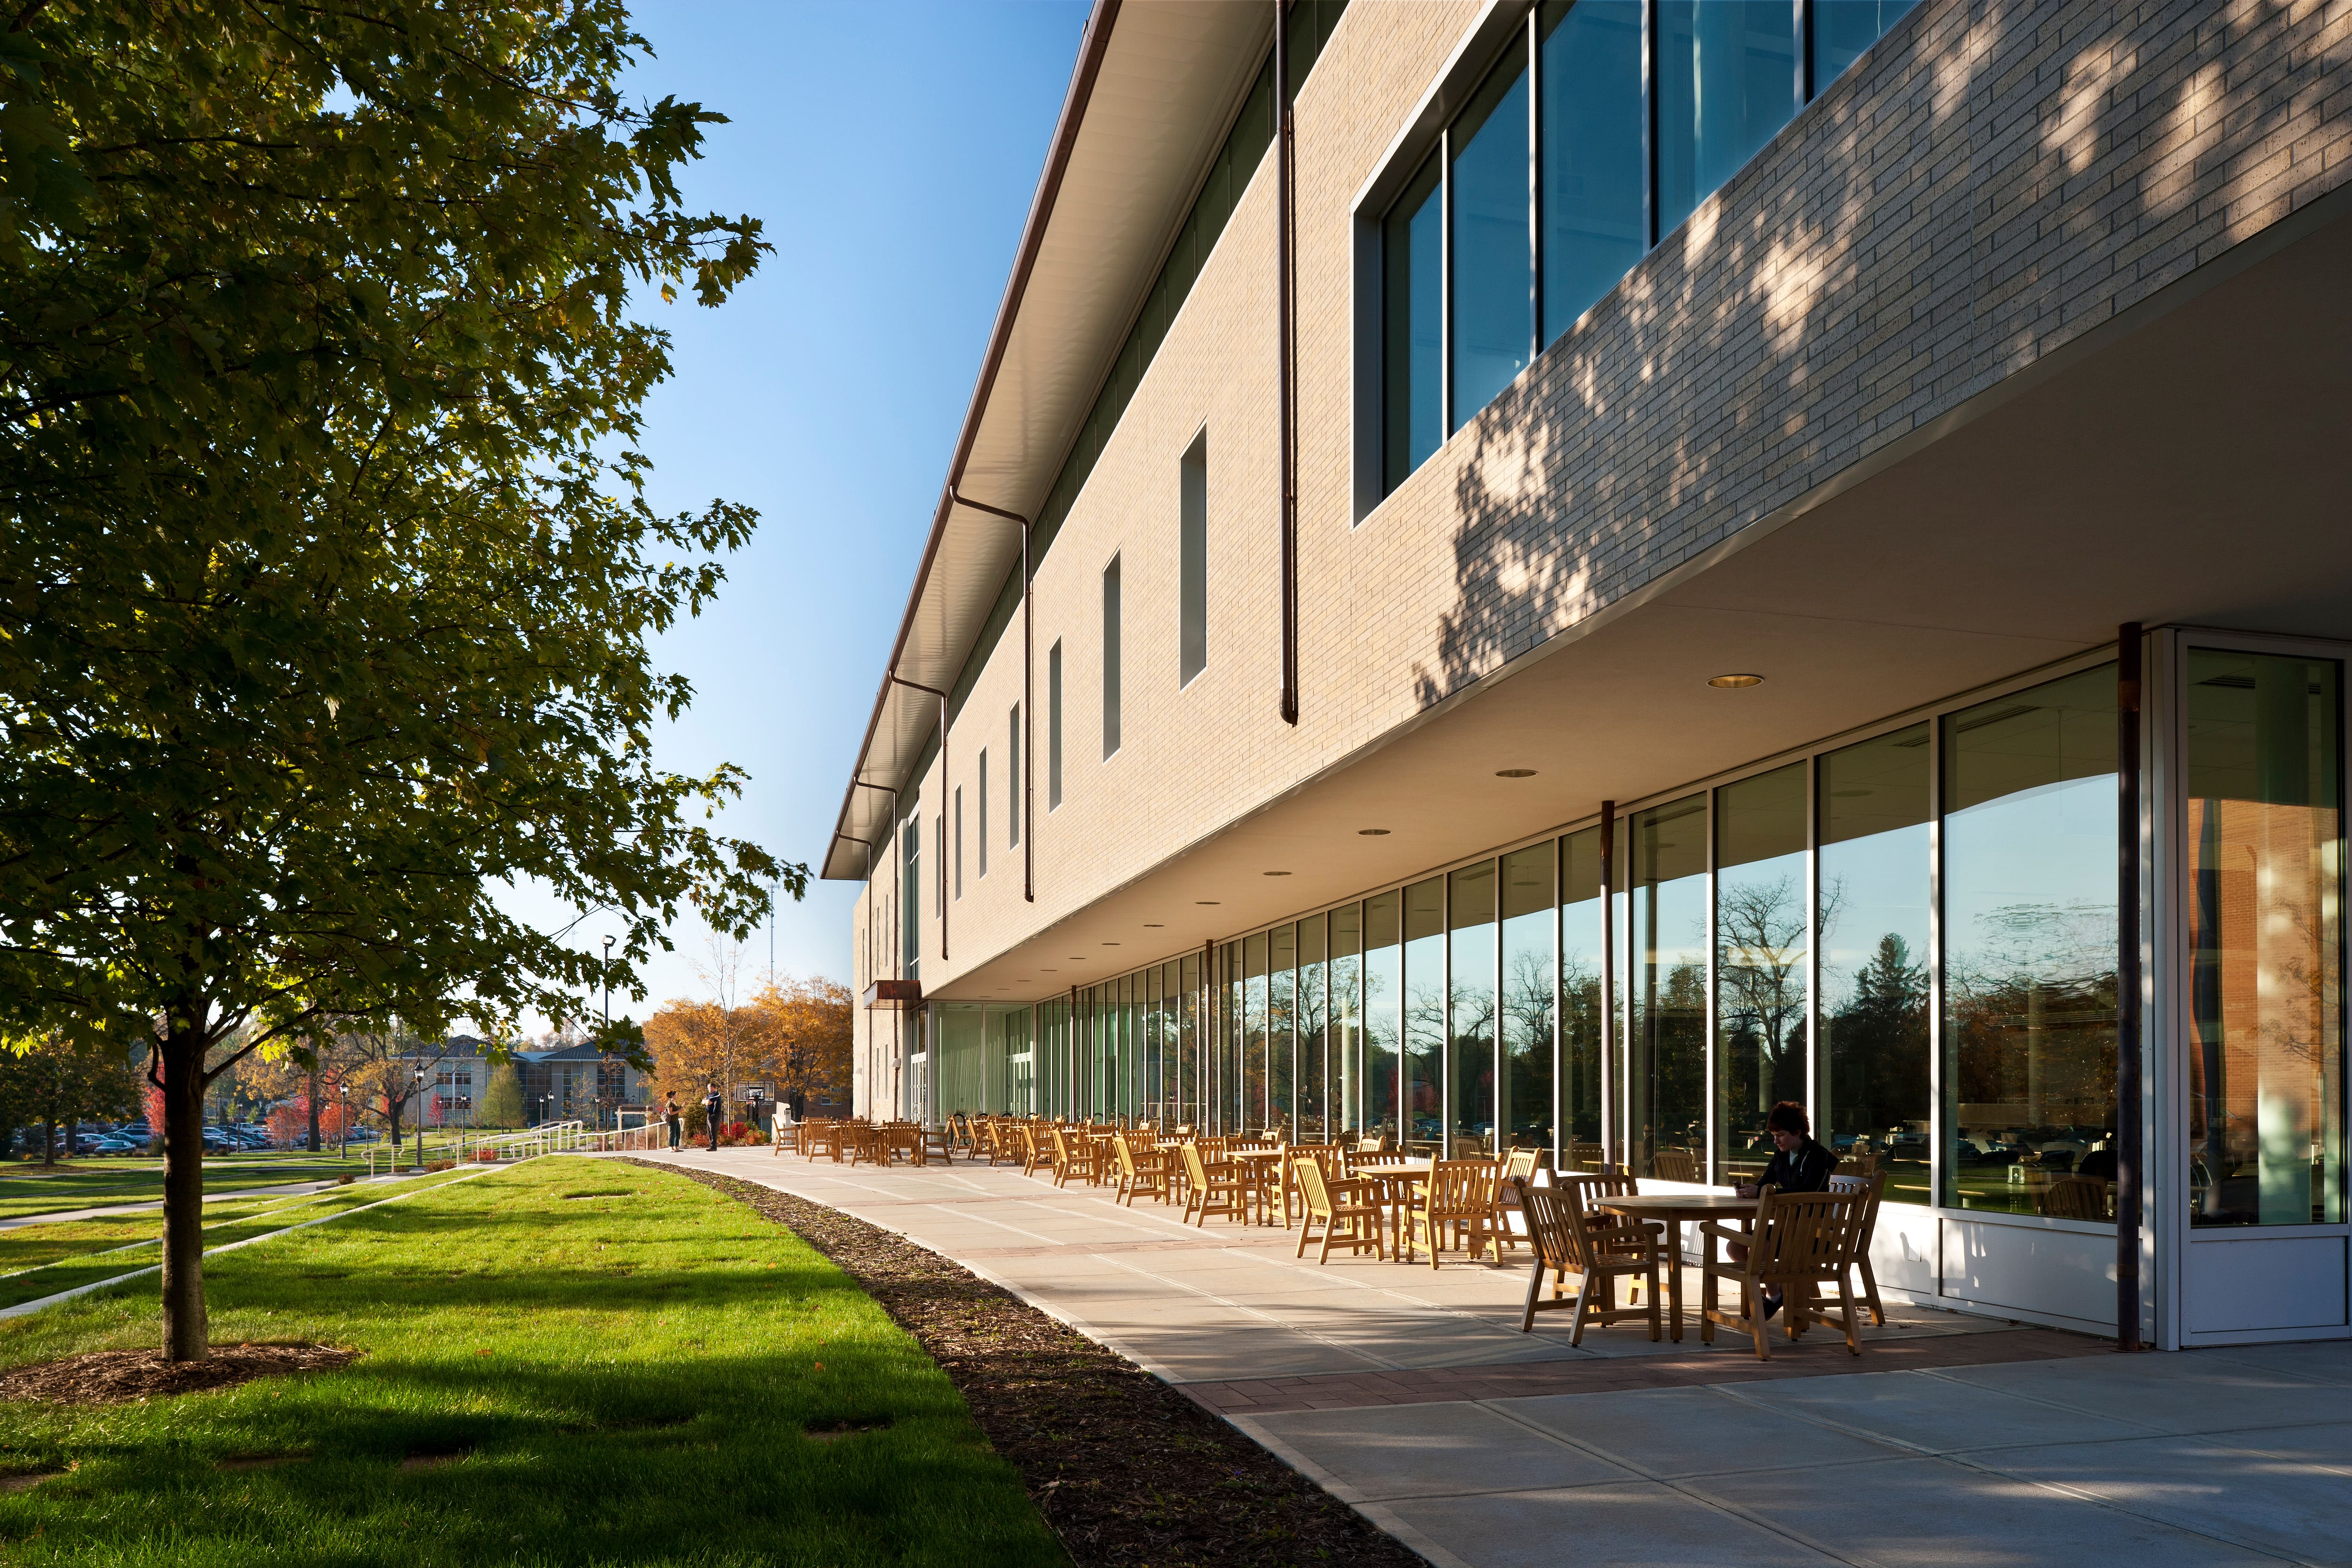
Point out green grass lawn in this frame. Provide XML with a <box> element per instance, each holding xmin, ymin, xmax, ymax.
<box><xmin>0</xmin><ymin>1156</ymin><xmax>1064</xmax><ymax>1567</ymax></box>
<box><xmin>0</xmin><ymin>1154</ymin><xmax>378</xmax><ymax>1221</ymax></box>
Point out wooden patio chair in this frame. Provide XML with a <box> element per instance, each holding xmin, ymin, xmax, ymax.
<box><xmin>1697</xmin><ymin>1185</ymin><xmax>1867</xmax><ymax>1360</ymax></box>
<box><xmin>1827</xmin><ymin>1171</ymin><xmax>1889</xmax><ymax>1325</ymax></box>
<box><xmin>1512</xmin><ymin>1176</ymin><xmax>1662</xmax><ymax>1343</ymax></box>
<box><xmin>1111</xmin><ymin>1134</ymin><xmax>1171</xmax><ymax>1207</ymax></box>
<box><xmin>1402</xmin><ymin>1160</ymin><xmax>1505</xmax><ymax>1268</ymax></box>
<box><xmin>1050</xmin><ymin>1125</ymin><xmax>1103</xmax><ymax>1189</ymax></box>
<box><xmin>800</xmin><ymin>1119</ymin><xmax>835</xmax><ymax>1161</ymax></box>
<box><xmin>1019</xmin><ymin>1122</ymin><xmax>1054</xmax><ymax>1179</ymax></box>
<box><xmin>2040</xmin><ymin>1175</ymin><xmax>2115</xmax><ymax>1221</ymax></box>
<box><xmin>1650</xmin><ymin>1148</ymin><xmax>1700</xmax><ymax>1183</ymax></box>
<box><xmin>1354</xmin><ymin>1131</ymin><xmax>1390</xmax><ymax>1154</ymax></box>
<box><xmin>1487</xmin><ymin>1147</ymin><xmax>1545</xmax><ymax>1258</ymax></box>
<box><xmin>1178</xmin><ymin>1141</ymin><xmax>1252</xmax><ymax>1226</ymax></box>
<box><xmin>1292</xmin><ymin>1156</ymin><xmax>1384</xmax><ymax>1263</ymax></box>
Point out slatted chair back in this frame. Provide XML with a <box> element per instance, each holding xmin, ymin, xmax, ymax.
<box><xmin>1355</xmin><ymin>1132</ymin><xmax>1390</xmax><ymax>1154</ymax></box>
<box><xmin>1650</xmin><ymin>1149</ymin><xmax>1700</xmax><ymax>1183</ymax></box>
<box><xmin>1509</xmin><ymin>1176</ymin><xmax>1662</xmax><ymax>1342</ymax></box>
<box><xmin>1178</xmin><ymin>1140</ymin><xmax>1250</xmax><ymax>1226</ymax></box>
<box><xmin>1019</xmin><ymin>1122</ymin><xmax>1053</xmax><ymax>1178</ymax></box>
<box><xmin>1111</xmin><ymin>1133</ymin><xmax>1169</xmax><ymax>1207</ymax></box>
<box><xmin>1405</xmin><ymin>1160</ymin><xmax>1503</xmax><ymax>1267</ymax></box>
<box><xmin>1827</xmin><ymin>1170</ymin><xmax>1890</xmax><ymax>1324</ymax></box>
<box><xmin>2041</xmin><ymin>1175</ymin><xmax>2114</xmax><ymax>1221</ymax></box>
<box><xmin>1289</xmin><ymin>1155</ymin><xmax>1385</xmax><ymax>1262</ymax></box>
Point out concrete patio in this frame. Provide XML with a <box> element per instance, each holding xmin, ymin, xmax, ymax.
<box><xmin>645</xmin><ymin>1147</ymin><xmax>2352</xmax><ymax>1568</ymax></box>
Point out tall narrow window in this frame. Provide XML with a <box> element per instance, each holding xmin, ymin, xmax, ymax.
<box><xmin>1818</xmin><ymin>724</ymin><xmax>1931</xmax><ymax>1207</ymax></box>
<box><xmin>1715</xmin><ymin>763</ymin><xmax>1807</xmax><ymax>1185</ymax></box>
<box><xmin>1299</xmin><ymin>913</ymin><xmax>1329</xmax><ymax>1140</ymax></box>
<box><xmin>934</xmin><ymin>813</ymin><xmax>945</xmax><ymax>929</ymax></box>
<box><xmin>1331</xmin><ymin>903</ymin><xmax>1364</xmax><ymax>1135</ymax></box>
<box><xmin>1269</xmin><ymin>923</ymin><xmax>1297</xmax><ymax>1136</ymax></box>
<box><xmin>901</xmin><ymin>813</ymin><xmax>920</xmax><ymax>981</ymax></box>
<box><xmin>1539</xmin><ymin>0</ymin><xmax>1645</xmax><ymax>342</ymax></box>
<box><xmin>1629</xmin><ymin>794</ymin><xmax>1707</xmax><ymax>1181</ymax></box>
<box><xmin>1501</xmin><ymin>841</ymin><xmax>1555</xmax><ymax>1153</ymax></box>
<box><xmin>1449</xmin><ymin>860</ymin><xmax>1499</xmax><ymax>1156</ymax></box>
<box><xmin>977</xmin><ymin>751</ymin><xmax>988</xmax><ymax>878</ymax></box>
<box><xmin>1101</xmin><ymin>556</ymin><xmax>1121</xmax><ymax>760</ymax></box>
<box><xmin>2187</xmin><ymin>649</ymin><xmax>2343</xmax><ymax>1227</ymax></box>
<box><xmin>953</xmin><ymin>788</ymin><xmax>964</xmax><ymax>901</ymax></box>
<box><xmin>1008</xmin><ymin>704</ymin><xmax>1022</xmax><ymax>844</ymax></box>
<box><xmin>1180</xmin><ymin>433</ymin><xmax>1208</xmax><ymax>686</ymax></box>
<box><xmin>1364</xmin><ymin>892</ymin><xmax>1401</xmax><ymax>1138</ymax></box>
<box><xmin>1047</xmin><ymin>642</ymin><xmax>1063</xmax><ymax>808</ymax></box>
<box><xmin>1559</xmin><ymin>827</ymin><xmax>1606</xmax><ymax>1169</ymax></box>
<box><xmin>1812</xmin><ymin>0</ymin><xmax>1919</xmax><ymax>84</ymax></box>
<box><xmin>1403</xmin><ymin>876</ymin><xmax>1446</xmax><ymax>1153</ymax></box>
<box><xmin>1941</xmin><ymin>665</ymin><xmax>2117</xmax><ymax>1217</ymax></box>
<box><xmin>1450</xmin><ymin>54</ymin><xmax>1532</xmax><ymax>429</ymax></box>
<box><xmin>1381</xmin><ymin>155</ymin><xmax>1443</xmax><ymax>494</ymax></box>
<box><xmin>1656</xmin><ymin>2</ymin><xmax>1801</xmax><ymax>238</ymax></box>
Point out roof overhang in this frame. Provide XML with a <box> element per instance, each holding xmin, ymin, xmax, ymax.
<box><xmin>823</xmin><ymin>0</ymin><xmax>1275</xmax><ymax>878</ymax></box>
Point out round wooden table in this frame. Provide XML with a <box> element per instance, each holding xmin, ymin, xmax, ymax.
<box><xmin>1594</xmin><ymin>1192</ymin><xmax>1757</xmax><ymax>1341</ymax></box>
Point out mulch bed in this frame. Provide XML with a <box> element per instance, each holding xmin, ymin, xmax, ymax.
<box><xmin>0</xmin><ymin>1343</ymin><xmax>359</xmax><ymax>1406</ymax></box>
<box><xmin>627</xmin><ymin>1160</ymin><xmax>1427</xmax><ymax>1568</ymax></box>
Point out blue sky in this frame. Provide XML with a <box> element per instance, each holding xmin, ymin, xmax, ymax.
<box><xmin>510</xmin><ymin>1</ymin><xmax>1090</xmax><ymax>1028</ymax></box>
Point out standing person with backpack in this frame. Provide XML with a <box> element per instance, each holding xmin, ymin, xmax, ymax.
<box><xmin>702</xmin><ymin>1083</ymin><xmax>724</xmax><ymax>1152</ymax></box>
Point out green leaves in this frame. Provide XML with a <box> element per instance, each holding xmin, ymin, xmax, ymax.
<box><xmin>0</xmin><ymin>0</ymin><xmax>796</xmax><ymax>1073</ymax></box>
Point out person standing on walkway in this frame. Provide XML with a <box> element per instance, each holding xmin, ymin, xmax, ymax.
<box><xmin>702</xmin><ymin>1083</ymin><xmax>724</xmax><ymax>1152</ymax></box>
<box><xmin>665</xmin><ymin>1091</ymin><xmax>682</xmax><ymax>1151</ymax></box>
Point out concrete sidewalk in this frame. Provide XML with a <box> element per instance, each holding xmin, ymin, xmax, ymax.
<box><xmin>645</xmin><ymin>1147</ymin><xmax>2352</xmax><ymax>1568</ymax></box>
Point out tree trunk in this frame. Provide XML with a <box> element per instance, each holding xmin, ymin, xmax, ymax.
<box><xmin>306</xmin><ymin>1065</ymin><xmax>320</xmax><ymax>1152</ymax></box>
<box><xmin>160</xmin><ymin>1034</ymin><xmax>211</xmax><ymax>1361</ymax></box>
<box><xmin>41</xmin><ymin>1107</ymin><xmax>55</xmax><ymax>1169</ymax></box>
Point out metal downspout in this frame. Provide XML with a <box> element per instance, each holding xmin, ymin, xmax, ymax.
<box><xmin>948</xmin><ymin>487</ymin><xmax>1037</xmax><ymax>905</ymax></box>
<box><xmin>1275</xmin><ymin>0</ymin><xmax>1299</xmax><ymax>727</ymax></box>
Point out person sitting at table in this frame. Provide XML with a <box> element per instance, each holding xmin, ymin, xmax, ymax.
<box><xmin>1728</xmin><ymin>1101</ymin><xmax>1836</xmax><ymax>1319</ymax></box>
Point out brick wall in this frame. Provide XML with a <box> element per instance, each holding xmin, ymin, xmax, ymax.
<box><xmin>874</xmin><ymin>0</ymin><xmax>2351</xmax><ymax>1002</ymax></box>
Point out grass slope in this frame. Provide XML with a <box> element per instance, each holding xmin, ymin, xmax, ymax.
<box><xmin>0</xmin><ymin>1156</ymin><xmax>371</xmax><ymax>1221</ymax></box>
<box><xmin>0</xmin><ymin>1157</ymin><xmax>1065</xmax><ymax>1567</ymax></box>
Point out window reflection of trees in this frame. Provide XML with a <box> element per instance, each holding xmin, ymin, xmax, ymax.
<box><xmin>1716</xmin><ymin>870</ymin><xmax>1813</xmax><ymax>1175</ymax></box>
<box><xmin>1502</xmin><ymin>947</ymin><xmax>1555</xmax><ymax>1143</ymax></box>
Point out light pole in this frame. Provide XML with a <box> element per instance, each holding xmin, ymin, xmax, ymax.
<box><xmin>601</xmin><ymin>935</ymin><xmax>614</xmax><ymax>1036</ymax></box>
<box><xmin>412</xmin><ymin>1064</ymin><xmax>426</xmax><ymax>1171</ymax></box>
<box><xmin>338</xmin><ymin>1083</ymin><xmax>347</xmax><ymax>1159</ymax></box>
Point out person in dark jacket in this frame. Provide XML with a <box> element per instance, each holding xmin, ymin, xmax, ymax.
<box><xmin>1731</xmin><ymin>1102</ymin><xmax>1837</xmax><ymax>1319</ymax></box>
<box><xmin>664</xmin><ymin>1092</ymin><xmax>682</xmax><ymax>1151</ymax></box>
<box><xmin>702</xmin><ymin>1083</ymin><xmax>724</xmax><ymax>1152</ymax></box>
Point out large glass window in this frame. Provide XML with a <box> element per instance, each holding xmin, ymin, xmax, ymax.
<box><xmin>1818</xmin><ymin>724</ymin><xmax>1932</xmax><ymax>1205</ymax></box>
<box><xmin>1243</xmin><ymin>932</ymin><xmax>1268</xmax><ymax>1133</ymax></box>
<box><xmin>1812</xmin><ymin>0</ymin><xmax>1918</xmax><ymax>83</ymax></box>
<box><xmin>1007</xmin><ymin>705</ymin><xmax>1021</xmax><ymax>846</ymax></box>
<box><xmin>1180</xmin><ymin>433</ymin><xmax>1208</xmax><ymax>687</ymax></box>
<box><xmin>1450</xmin><ymin>56</ymin><xmax>1533</xmax><ymax>429</ymax></box>
<box><xmin>1629</xmin><ymin>795</ymin><xmax>1708</xmax><ymax>1181</ymax></box>
<box><xmin>1179</xmin><ymin>954</ymin><xmax>1201</xmax><ymax>1128</ymax></box>
<box><xmin>977</xmin><ymin>752</ymin><xmax>989</xmax><ymax>879</ymax></box>
<box><xmin>1501</xmin><ymin>843</ymin><xmax>1555</xmax><ymax>1152</ymax></box>
<box><xmin>1269</xmin><ymin>923</ymin><xmax>1297</xmax><ymax>1136</ymax></box>
<box><xmin>1331</xmin><ymin>905</ymin><xmax>1362</xmax><ymax>1136</ymax></box>
<box><xmin>1942</xmin><ymin>666</ymin><xmax>2118</xmax><ymax>1217</ymax></box>
<box><xmin>1715</xmin><ymin>763</ymin><xmax>1808</xmax><ymax>1187</ymax></box>
<box><xmin>1047</xmin><ymin>642</ymin><xmax>1063</xmax><ymax>809</ymax></box>
<box><xmin>1382</xmin><ymin>156</ymin><xmax>1444</xmax><ymax>493</ymax></box>
<box><xmin>1539</xmin><ymin>0</ymin><xmax>1644</xmax><ymax>342</ymax></box>
<box><xmin>1364</xmin><ymin>894</ymin><xmax>1400</xmax><ymax>1138</ymax></box>
<box><xmin>1450</xmin><ymin>861</ymin><xmax>1499</xmax><ymax>1156</ymax></box>
<box><xmin>1403</xmin><ymin>877</ymin><xmax>1446</xmax><ymax>1153</ymax></box>
<box><xmin>1299</xmin><ymin>914</ymin><xmax>1329</xmax><ymax>1140</ymax></box>
<box><xmin>1560</xmin><ymin>827</ymin><xmax>1607</xmax><ymax>1169</ymax></box>
<box><xmin>1222</xmin><ymin>940</ymin><xmax>1243</xmax><ymax>1131</ymax></box>
<box><xmin>1656</xmin><ymin>2</ymin><xmax>1801</xmax><ymax>238</ymax></box>
<box><xmin>2188</xmin><ymin>648</ymin><xmax>2344</xmax><ymax>1227</ymax></box>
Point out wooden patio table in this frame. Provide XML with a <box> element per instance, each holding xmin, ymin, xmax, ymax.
<box><xmin>1351</xmin><ymin>1158</ymin><xmax>1434</xmax><ymax>1258</ymax></box>
<box><xmin>1594</xmin><ymin>1192</ymin><xmax>1757</xmax><ymax>1342</ymax></box>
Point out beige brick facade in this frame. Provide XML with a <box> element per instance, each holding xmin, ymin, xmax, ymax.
<box><xmin>852</xmin><ymin>0</ymin><xmax>2352</xmax><ymax>1079</ymax></box>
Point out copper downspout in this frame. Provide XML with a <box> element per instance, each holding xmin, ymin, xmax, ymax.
<box><xmin>948</xmin><ymin>486</ymin><xmax>1036</xmax><ymax>905</ymax></box>
<box><xmin>1274</xmin><ymin>0</ymin><xmax>1300</xmax><ymax>727</ymax></box>
<box><xmin>885</xmin><ymin>675</ymin><xmax>949</xmax><ymax>964</ymax></box>
<box><xmin>2115</xmin><ymin>624</ymin><xmax>2145</xmax><ymax>1351</ymax></box>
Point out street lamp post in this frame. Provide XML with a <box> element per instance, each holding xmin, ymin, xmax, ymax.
<box><xmin>338</xmin><ymin>1083</ymin><xmax>348</xmax><ymax>1159</ymax></box>
<box><xmin>412</xmin><ymin>1064</ymin><xmax>426</xmax><ymax>1171</ymax></box>
<box><xmin>601</xmin><ymin>935</ymin><xmax>613</xmax><ymax>1036</ymax></box>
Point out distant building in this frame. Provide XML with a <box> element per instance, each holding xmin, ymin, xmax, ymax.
<box><xmin>403</xmin><ymin>1037</ymin><xmax>648</xmax><ymax>1128</ymax></box>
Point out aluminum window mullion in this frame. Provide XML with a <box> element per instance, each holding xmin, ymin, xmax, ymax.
<box><xmin>1439</xmin><ymin>126</ymin><xmax>1454</xmax><ymax>436</ymax></box>
<box><xmin>1704</xmin><ymin>789</ymin><xmax>1718</xmax><ymax>1187</ymax></box>
<box><xmin>1805</xmin><ymin>751</ymin><xmax>1821</xmax><ymax>1147</ymax></box>
<box><xmin>1642</xmin><ymin>0</ymin><xmax>1658</xmax><ymax>251</ymax></box>
<box><xmin>1526</xmin><ymin>8</ymin><xmax>1542</xmax><ymax>368</ymax></box>
<box><xmin>1928</xmin><ymin>702</ymin><xmax>1948</xmax><ymax>1239</ymax></box>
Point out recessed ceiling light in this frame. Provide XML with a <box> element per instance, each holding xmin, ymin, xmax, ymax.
<box><xmin>1495</xmin><ymin>768</ymin><xmax>1537</xmax><ymax>778</ymax></box>
<box><xmin>1358</xmin><ymin>828</ymin><xmax>1391</xmax><ymax>836</ymax></box>
<box><xmin>1196</xmin><ymin>900</ymin><xmax>1220</xmax><ymax>906</ymax></box>
<box><xmin>1708</xmin><ymin>673</ymin><xmax>1765</xmax><ymax>688</ymax></box>
<box><xmin>1143</xmin><ymin>923</ymin><xmax>1164</xmax><ymax>928</ymax></box>
<box><xmin>1263</xmin><ymin>870</ymin><xmax>1292</xmax><ymax>877</ymax></box>
<box><xmin>1102</xmin><ymin>941</ymin><xmax>1121</xmax><ymax>946</ymax></box>
<box><xmin>1041</xmin><ymin>968</ymin><xmax>1058</xmax><ymax>972</ymax></box>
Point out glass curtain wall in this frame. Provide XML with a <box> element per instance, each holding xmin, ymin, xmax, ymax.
<box><xmin>1403</xmin><ymin>878</ymin><xmax>1446</xmax><ymax>1152</ymax></box>
<box><xmin>1332</xmin><ymin>906</ymin><xmax>1364</xmax><ymax>1136</ymax></box>
<box><xmin>1942</xmin><ymin>666</ymin><xmax>2119</xmax><ymax>1216</ymax></box>
<box><xmin>1244</xmin><ymin>934</ymin><xmax>1268</xmax><ymax>1133</ymax></box>
<box><xmin>1450</xmin><ymin>862</ymin><xmax>1499</xmax><ymax>1155</ymax></box>
<box><xmin>2187</xmin><ymin>648</ymin><xmax>2344</xmax><ymax>1227</ymax></box>
<box><xmin>1223</xmin><ymin>941</ymin><xmax>1243</xmax><ymax>1129</ymax></box>
<box><xmin>1817</xmin><ymin>724</ymin><xmax>1933</xmax><ymax>1204</ymax></box>
<box><xmin>1270</xmin><ymin>923</ymin><xmax>1297</xmax><ymax>1135</ymax></box>
<box><xmin>1501</xmin><ymin>843</ymin><xmax>1556</xmax><ymax>1151</ymax></box>
<box><xmin>1715</xmin><ymin>762</ymin><xmax>1808</xmax><ymax>1187</ymax></box>
<box><xmin>1560</xmin><ymin>827</ymin><xmax>1607</xmax><ymax>1169</ymax></box>
<box><xmin>1629</xmin><ymin>796</ymin><xmax>1708</xmax><ymax>1181</ymax></box>
<box><xmin>1381</xmin><ymin>0</ymin><xmax>1918</xmax><ymax>495</ymax></box>
<box><xmin>1300</xmin><ymin>915</ymin><xmax>1330</xmax><ymax>1139</ymax></box>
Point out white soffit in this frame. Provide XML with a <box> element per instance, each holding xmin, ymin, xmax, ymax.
<box><xmin>826</xmin><ymin>0</ymin><xmax>1273</xmax><ymax>878</ymax></box>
